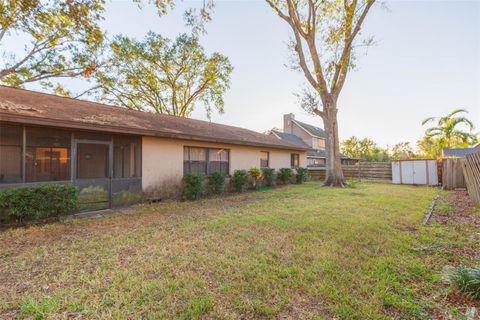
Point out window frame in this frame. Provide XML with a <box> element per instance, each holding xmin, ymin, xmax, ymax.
<box><xmin>260</xmin><ymin>151</ymin><xmax>269</xmax><ymax>168</ymax></box>
<box><xmin>183</xmin><ymin>146</ymin><xmax>230</xmax><ymax>176</ymax></box>
<box><xmin>291</xmin><ymin>153</ymin><xmax>300</xmax><ymax>168</ymax></box>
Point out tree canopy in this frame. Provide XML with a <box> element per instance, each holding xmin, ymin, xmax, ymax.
<box><xmin>418</xmin><ymin>109</ymin><xmax>478</xmax><ymax>158</ymax></box>
<box><xmin>0</xmin><ymin>0</ymin><xmax>106</xmax><ymax>89</ymax></box>
<box><xmin>95</xmin><ymin>32</ymin><xmax>233</xmax><ymax>118</ymax></box>
<box><xmin>341</xmin><ymin>136</ymin><xmax>389</xmax><ymax>162</ymax></box>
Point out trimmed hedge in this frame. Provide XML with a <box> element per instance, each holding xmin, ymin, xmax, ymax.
<box><xmin>232</xmin><ymin>170</ymin><xmax>249</xmax><ymax>192</ymax></box>
<box><xmin>261</xmin><ymin>168</ymin><xmax>276</xmax><ymax>186</ymax></box>
<box><xmin>295</xmin><ymin>167</ymin><xmax>309</xmax><ymax>184</ymax></box>
<box><xmin>0</xmin><ymin>184</ymin><xmax>79</xmax><ymax>222</ymax></box>
<box><xmin>277</xmin><ymin>168</ymin><xmax>293</xmax><ymax>184</ymax></box>
<box><xmin>183</xmin><ymin>173</ymin><xmax>205</xmax><ymax>200</ymax></box>
<box><xmin>207</xmin><ymin>172</ymin><xmax>226</xmax><ymax>195</ymax></box>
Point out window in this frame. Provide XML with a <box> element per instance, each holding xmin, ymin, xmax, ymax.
<box><xmin>113</xmin><ymin>136</ymin><xmax>142</xmax><ymax>178</ymax></box>
<box><xmin>208</xmin><ymin>148</ymin><xmax>229</xmax><ymax>174</ymax></box>
<box><xmin>291</xmin><ymin>153</ymin><xmax>300</xmax><ymax>168</ymax></box>
<box><xmin>25</xmin><ymin>127</ymin><xmax>71</xmax><ymax>182</ymax></box>
<box><xmin>260</xmin><ymin>151</ymin><xmax>269</xmax><ymax>168</ymax></box>
<box><xmin>307</xmin><ymin>158</ymin><xmax>326</xmax><ymax>167</ymax></box>
<box><xmin>0</xmin><ymin>124</ymin><xmax>23</xmax><ymax>183</ymax></box>
<box><xmin>183</xmin><ymin>147</ymin><xmax>229</xmax><ymax>175</ymax></box>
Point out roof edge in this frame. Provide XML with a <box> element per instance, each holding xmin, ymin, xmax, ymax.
<box><xmin>291</xmin><ymin>119</ymin><xmax>324</xmax><ymax>138</ymax></box>
<box><xmin>0</xmin><ymin>113</ymin><xmax>309</xmax><ymax>152</ymax></box>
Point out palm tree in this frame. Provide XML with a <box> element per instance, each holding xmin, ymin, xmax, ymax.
<box><xmin>422</xmin><ymin>109</ymin><xmax>477</xmax><ymax>149</ymax></box>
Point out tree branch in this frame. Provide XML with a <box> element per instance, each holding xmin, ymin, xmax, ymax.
<box><xmin>331</xmin><ymin>0</ymin><xmax>375</xmax><ymax>99</ymax></box>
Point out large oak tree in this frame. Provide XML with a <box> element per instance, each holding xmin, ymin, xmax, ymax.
<box><xmin>0</xmin><ymin>0</ymin><xmax>106</xmax><ymax>89</ymax></box>
<box><xmin>266</xmin><ymin>0</ymin><xmax>375</xmax><ymax>186</ymax></box>
<box><xmin>95</xmin><ymin>32</ymin><xmax>233</xmax><ymax>118</ymax></box>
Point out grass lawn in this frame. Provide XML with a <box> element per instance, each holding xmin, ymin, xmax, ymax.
<box><xmin>0</xmin><ymin>182</ymin><xmax>478</xmax><ymax>319</ymax></box>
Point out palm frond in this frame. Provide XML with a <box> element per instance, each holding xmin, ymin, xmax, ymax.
<box><xmin>451</xmin><ymin>117</ymin><xmax>475</xmax><ymax>131</ymax></box>
<box><xmin>448</xmin><ymin>108</ymin><xmax>468</xmax><ymax>118</ymax></box>
<box><xmin>421</xmin><ymin>117</ymin><xmax>436</xmax><ymax>126</ymax></box>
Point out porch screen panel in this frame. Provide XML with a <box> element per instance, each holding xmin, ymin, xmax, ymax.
<box><xmin>113</xmin><ymin>136</ymin><xmax>142</xmax><ymax>178</ymax></box>
<box><xmin>0</xmin><ymin>124</ymin><xmax>23</xmax><ymax>183</ymax></box>
<box><xmin>76</xmin><ymin>143</ymin><xmax>108</xmax><ymax>179</ymax></box>
<box><xmin>25</xmin><ymin>127</ymin><xmax>71</xmax><ymax>182</ymax></box>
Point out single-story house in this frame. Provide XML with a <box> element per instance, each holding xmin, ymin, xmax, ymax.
<box><xmin>442</xmin><ymin>144</ymin><xmax>480</xmax><ymax>158</ymax></box>
<box><xmin>0</xmin><ymin>86</ymin><xmax>308</xmax><ymax>210</ymax></box>
<box><xmin>269</xmin><ymin>113</ymin><xmax>357</xmax><ymax>167</ymax></box>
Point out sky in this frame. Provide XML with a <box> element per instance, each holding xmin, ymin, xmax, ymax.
<box><xmin>23</xmin><ymin>0</ymin><xmax>480</xmax><ymax>148</ymax></box>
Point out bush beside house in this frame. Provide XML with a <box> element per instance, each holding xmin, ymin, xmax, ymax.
<box><xmin>183</xmin><ymin>173</ymin><xmax>206</xmax><ymax>200</ymax></box>
<box><xmin>295</xmin><ymin>167</ymin><xmax>309</xmax><ymax>184</ymax></box>
<box><xmin>277</xmin><ymin>168</ymin><xmax>293</xmax><ymax>184</ymax></box>
<box><xmin>261</xmin><ymin>168</ymin><xmax>276</xmax><ymax>187</ymax></box>
<box><xmin>232</xmin><ymin>170</ymin><xmax>249</xmax><ymax>192</ymax></box>
<box><xmin>206</xmin><ymin>172</ymin><xmax>226</xmax><ymax>195</ymax></box>
<box><xmin>0</xmin><ymin>184</ymin><xmax>79</xmax><ymax>223</ymax></box>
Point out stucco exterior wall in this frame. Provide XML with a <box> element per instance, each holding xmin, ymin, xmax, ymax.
<box><xmin>142</xmin><ymin>136</ymin><xmax>306</xmax><ymax>199</ymax></box>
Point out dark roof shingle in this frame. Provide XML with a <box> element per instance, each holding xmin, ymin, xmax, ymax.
<box><xmin>0</xmin><ymin>86</ymin><xmax>307</xmax><ymax>151</ymax></box>
<box><xmin>443</xmin><ymin>145</ymin><xmax>480</xmax><ymax>157</ymax></box>
<box><xmin>293</xmin><ymin>120</ymin><xmax>326</xmax><ymax>138</ymax></box>
<box><xmin>270</xmin><ymin>130</ymin><xmax>310</xmax><ymax>148</ymax></box>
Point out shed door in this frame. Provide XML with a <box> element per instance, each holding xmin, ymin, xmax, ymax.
<box><xmin>413</xmin><ymin>161</ymin><xmax>427</xmax><ymax>185</ymax></box>
<box><xmin>74</xmin><ymin>140</ymin><xmax>112</xmax><ymax>211</ymax></box>
<box><xmin>401</xmin><ymin>161</ymin><xmax>414</xmax><ymax>184</ymax></box>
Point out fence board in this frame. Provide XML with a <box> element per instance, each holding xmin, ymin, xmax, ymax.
<box><xmin>462</xmin><ymin>151</ymin><xmax>480</xmax><ymax>204</ymax></box>
<box><xmin>442</xmin><ymin>158</ymin><xmax>466</xmax><ymax>190</ymax></box>
<box><xmin>309</xmin><ymin>162</ymin><xmax>392</xmax><ymax>181</ymax></box>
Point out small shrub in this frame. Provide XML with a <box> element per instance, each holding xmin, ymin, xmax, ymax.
<box><xmin>295</xmin><ymin>167</ymin><xmax>309</xmax><ymax>184</ymax></box>
<box><xmin>183</xmin><ymin>173</ymin><xmax>205</xmax><ymax>200</ymax></box>
<box><xmin>448</xmin><ymin>266</ymin><xmax>480</xmax><ymax>299</ymax></box>
<box><xmin>0</xmin><ymin>184</ymin><xmax>79</xmax><ymax>222</ymax></box>
<box><xmin>344</xmin><ymin>179</ymin><xmax>359</xmax><ymax>188</ymax></box>
<box><xmin>261</xmin><ymin>168</ymin><xmax>276</xmax><ymax>186</ymax></box>
<box><xmin>206</xmin><ymin>172</ymin><xmax>226</xmax><ymax>195</ymax></box>
<box><xmin>248</xmin><ymin>167</ymin><xmax>262</xmax><ymax>188</ymax></box>
<box><xmin>232</xmin><ymin>170</ymin><xmax>249</xmax><ymax>192</ymax></box>
<box><xmin>277</xmin><ymin>168</ymin><xmax>293</xmax><ymax>184</ymax></box>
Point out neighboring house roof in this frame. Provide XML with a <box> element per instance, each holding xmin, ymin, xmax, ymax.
<box><xmin>270</xmin><ymin>130</ymin><xmax>310</xmax><ymax>148</ymax></box>
<box><xmin>292</xmin><ymin>119</ymin><xmax>326</xmax><ymax>138</ymax></box>
<box><xmin>270</xmin><ymin>130</ymin><xmax>352</xmax><ymax>159</ymax></box>
<box><xmin>0</xmin><ymin>86</ymin><xmax>307</xmax><ymax>151</ymax></box>
<box><xmin>307</xmin><ymin>149</ymin><xmax>351</xmax><ymax>159</ymax></box>
<box><xmin>443</xmin><ymin>144</ymin><xmax>480</xmax><ymax>158</ymax></box>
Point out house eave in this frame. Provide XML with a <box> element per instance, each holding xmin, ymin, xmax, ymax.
<box><xmin>0</xmin><ymin>113</ymin><xmax>309</xmax><ymax>152</ymax></box>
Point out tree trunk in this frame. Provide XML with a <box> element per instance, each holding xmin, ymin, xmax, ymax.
<box><xmin>322</xmin><ymin>105</ymin><xmax>345</xmax><ymax>187</ymax></box>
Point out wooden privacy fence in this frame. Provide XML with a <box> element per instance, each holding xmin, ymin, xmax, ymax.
<box><xmin>462</xmin><ymin>151</ymin><xmax>480</xmax><ymax>204</ymax></box>
<box><xmin>309</xmin><ymin>162</ymin><xmax>392</xmax><ymax>181</ymax></box>
<box><xmin>441</xmin><ymin>158</ymin><xmax>466</xmax><ymax>190</ymax></box>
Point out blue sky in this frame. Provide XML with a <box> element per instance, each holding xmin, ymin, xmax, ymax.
<box><xmin>27</xmin><ymin>0</ymin><xmax>480</xmax><ymax>148</ymax></box>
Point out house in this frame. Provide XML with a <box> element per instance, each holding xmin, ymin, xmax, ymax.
<box><xmin>269</xmin><ymin>113</ymin><xmax>357</xmax><ymax>167</ymax></box>
<box><xmin>0</xmin><ymin>86</ymin><xmax>308</xmax><ymax>210</ymax></box>
<box><xmin>442</xmin><ymin>144</ymin><xmax>480</xmax><ymax>158</ymax></box>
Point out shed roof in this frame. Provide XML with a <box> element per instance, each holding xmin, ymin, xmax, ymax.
<box><xmin>443</xmin><ymin>144</ymin><xmax>480</xmax><ymax>158</ymax></box>
<box><xmin>0</xmin><ymin>86</ymin><xmax>307</xmax><ymax>151</ymax></box>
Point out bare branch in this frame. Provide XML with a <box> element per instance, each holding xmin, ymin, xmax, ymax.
<box><xmin>331</xmin><ymin>0</ymin><xmax>375</xmax><ymax>99</ymax></box>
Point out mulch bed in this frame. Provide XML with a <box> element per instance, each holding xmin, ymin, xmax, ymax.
<box><xmin>430</xmin><ymin>190</ymin><xmax>480</xmax><ymax>318</ymax></box>
<box><xmin>432</xmin><ymin>190</ymin><xmax>480</xmax><ymax>228</ymax></box>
